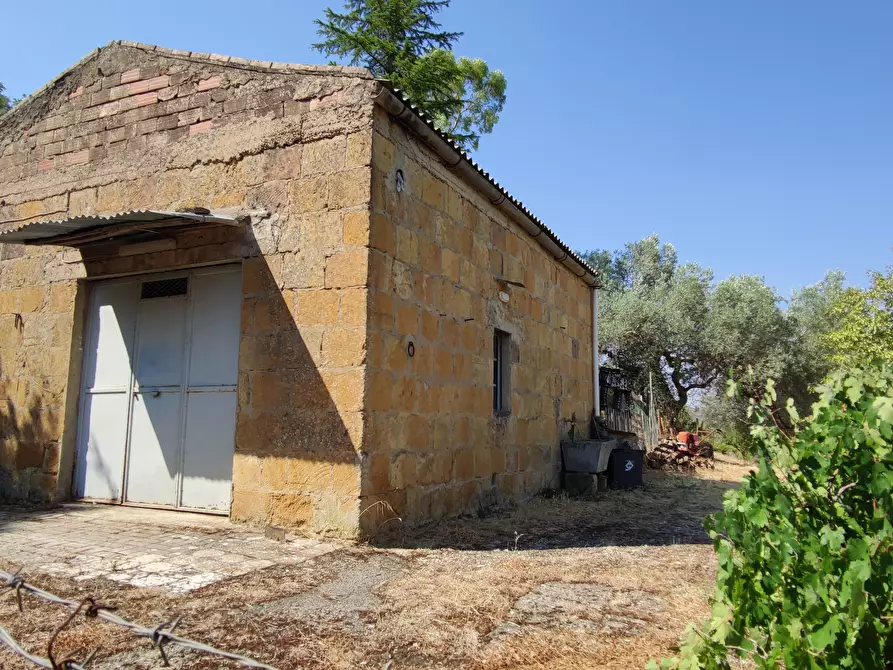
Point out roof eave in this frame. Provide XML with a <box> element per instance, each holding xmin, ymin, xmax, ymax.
<box><xmin>0</xmin><ymin>210</ymin><xmax>241</xmax><ymax>246</ymax></box>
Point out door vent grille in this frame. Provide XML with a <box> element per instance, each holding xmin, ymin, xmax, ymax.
<box><xmin>141</xmin><ymin>277</ymin><xmax>188</xmax><ymax>300</ymax></box>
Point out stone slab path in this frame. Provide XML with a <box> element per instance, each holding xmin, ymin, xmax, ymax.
<box><xmin>0</xmin><ymin>503</ymin><xmax>337</xmax><ymax>593</ymax></box>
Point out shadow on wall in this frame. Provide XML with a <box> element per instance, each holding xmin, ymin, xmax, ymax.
<box><xmin>2</xmin><ymin>220</ymin><xmax>362</xmax><ymax>536</ymax></box>
<box><xmin>78</xmin><ymin>223</ymin><xmax>362</xmax><ymax>533</ymax></box>
<box><xmin>0</xmin><ymin>389</ymin><xmax>63</xmax><ymax>503</ymax></box>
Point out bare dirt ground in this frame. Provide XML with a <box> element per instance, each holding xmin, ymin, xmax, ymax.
<box><xmin>0</xmin><ymin>455</ymin><xmax>753</xmax><ymax>670</ymax></box>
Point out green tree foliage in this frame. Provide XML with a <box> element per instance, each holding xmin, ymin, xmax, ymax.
<box><xmin>651</xmin><ymin>366</ymin><xmax>893</xmax><ymax>669</ymax></box>
<box><xmin>584</xmin><ymin>236</ymin><xmax>709</xmax><ymax>419</ymax></box>
<box><xmin>582</xmin><ymin>236</ymin><xmax>794</xmax><ymax>428</ymax></box>
<box><xmin>822</xmin><ymin>268</ymin><xmax>893</xmax><ymax>369</ymax></box>
<box><xmin>782</xmin><ymin>271</ymin><xmax>847</xmax><ymax>402</ymax></box>
<box><xmin>314</xmin><ymin>0</ymin><xmax>506</xmax><ymax>151</ymax></box>
<box><xmin>701</xmin><ymin>271</ymin><xmax>847</xmax><ymax>451</ymax></box>
<box><xmin>0</xmin><ymin>82</ymin><xmax>12</xmax><ymax>113</ymax></box>
<box><xmin>436</xmin><ymin>56</ymin><xmax>506</xmax><ymax>151</ymax></box>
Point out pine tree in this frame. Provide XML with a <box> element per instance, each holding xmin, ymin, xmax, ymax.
<box><xmin>0</xmin><ymin>83</ymin><xmax>11</xmax><ymax>113</ymax></box>
<box><xmin>314</xmin><ymin>0</ymin><xmax>506</xmax><ymax>151</ymax></box>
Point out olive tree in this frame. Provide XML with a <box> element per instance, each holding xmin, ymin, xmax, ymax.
<box><xmin>583</xmin><ymin>236</ymin><xmax>797</xmax><ymax>430</ymax></box>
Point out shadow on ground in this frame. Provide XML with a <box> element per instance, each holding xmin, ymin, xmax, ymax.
<box><xmin>0</xmin><ymin>459</ymin><xmax>756</xmax><ymax>670</ymax></box>
<box><xmin>0</xmin><ymin>502</ymin><xmax>72</xmax><ymax>532</ymax></box>
<box><xmin>372</xmin><ymin>468</ymin><xmax>743</xmax><ymax>551</ymax></box>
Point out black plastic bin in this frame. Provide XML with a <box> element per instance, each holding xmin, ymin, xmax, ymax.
<box><xmin>608</xmin><ymin>449</ymin><xmax>644</xmax><ymax>489</ymax></box>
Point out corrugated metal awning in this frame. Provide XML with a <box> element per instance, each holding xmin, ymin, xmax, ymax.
<box><xmin>0</xmin><ymin>210</ymin><xmax>241</xmax><ymax>246</ymax></box>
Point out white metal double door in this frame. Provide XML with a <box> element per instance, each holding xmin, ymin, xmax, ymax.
<box><xmin>75</xmin><ymin>265</ymin><xmax>242</xmax><ymax>512</ymax></box>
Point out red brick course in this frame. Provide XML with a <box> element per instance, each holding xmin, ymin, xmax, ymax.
<box><xmin>197</xmin><ymin>76</ymin><xmax>221</xmax><ymax>92</ymax></box>
<box><xmin>188</xmin><ymin>120</ymin><xmax>212</xmax><ymax>136</ymax></box>
<box><xmin>120</xmin><ymin>68</ymin><xmax>141</xmax><ymax>84</ymax></box>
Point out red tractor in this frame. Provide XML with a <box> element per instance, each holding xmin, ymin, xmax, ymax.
<box><xmin>676</xmin><ymin>431</ymin><xmax>714</xmax><ymax>459</ymax></box>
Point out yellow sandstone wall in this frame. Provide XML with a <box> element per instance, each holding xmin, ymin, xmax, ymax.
<box><xmin>360</xmin><ymin>106</ymin><xmax>594</xmax><ymax>530</ymax></box>
<box><xmin>0</xmin><ymin>42</ymin><xmax>375</xmax><ymax>536</ymax></box>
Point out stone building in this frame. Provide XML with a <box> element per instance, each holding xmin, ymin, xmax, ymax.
<box><xmin>0</xmin><ymin>41</ymin><xmax>598</xmax><ymax>537</ymax></box>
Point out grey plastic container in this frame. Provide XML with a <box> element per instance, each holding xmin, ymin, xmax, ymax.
<box><xmin>560</xmin><ymin>438</ymin><xmax>617</xmax><ymax>473</ymax></box>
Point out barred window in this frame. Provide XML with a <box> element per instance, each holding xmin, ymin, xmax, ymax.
<box><xmin>493</xmin><ymin>330</ymin><xmax>512</xmax><ymax>414</ymax></box>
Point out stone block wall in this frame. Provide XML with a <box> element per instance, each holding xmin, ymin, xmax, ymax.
<box><xmin>0</xmin><ymin>42</ymin><xmax>376</xmax><ymax>535</ymax></box>
<box><xmin>360</xmin><ymin>106</ymin><xmax>594</xmax><ymax>529</ymax></box>
<box><xmin>0</xmin><ymin>251</ymin><xmax>73</xmax><ymax>501</ymax></box>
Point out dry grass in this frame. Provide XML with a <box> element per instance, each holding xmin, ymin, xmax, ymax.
<box><xmin>0</xmin><ymin>456</ymin><xmax>754</xmax><ymax>669</ymax></box>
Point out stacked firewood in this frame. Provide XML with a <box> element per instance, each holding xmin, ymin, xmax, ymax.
<box><xmin>646</xmin><ymin>438</ymin><xmax>715</xmax><ymax>470</ymax></box>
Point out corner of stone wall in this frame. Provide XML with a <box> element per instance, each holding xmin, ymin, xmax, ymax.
<box><xmin>0</xmin><ymin>244</ymin><xmax>81</xmax><ymax>504</ymax></box>
<box><xmin>358</xmin><ymin>106</ymin><xmax>595</xmax><ymax>538</ymax></box>
<box><xmin>231</xmin><ymin>121</ymin><xmax>375</xmax><ymax>540</ymax></box>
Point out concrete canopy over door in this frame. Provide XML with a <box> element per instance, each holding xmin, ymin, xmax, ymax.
<box><xmin>73</xmin><ymin>265</ymin><xmax>242</xmax><ymax>513</ymax></box>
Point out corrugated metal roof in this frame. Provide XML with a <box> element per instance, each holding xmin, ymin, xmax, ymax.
<box><xmin>0</xmin><ymin>210</ymin><xmax>239</xmax><ymax>245</ymax></box>
<box><xmin>384</xmin><ymin>86</ymin><xmax>599</xmax><ymax>281</ymax></box>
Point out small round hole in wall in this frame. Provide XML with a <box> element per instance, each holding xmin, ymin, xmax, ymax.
<box><xmin>395</xmin><ymin>169</ymin><xmax>405</xmax><ymax>193</ymax></box>
<box><xmin>407</xmin><ymin>341</ymin><xmax>415</xmax><ymax>357</ymax></box>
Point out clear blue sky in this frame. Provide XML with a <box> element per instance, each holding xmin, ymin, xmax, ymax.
<box><xmin>3</xmin><ymin>1</ymin><xmax>891</xmax><ymax>295</ymax></box>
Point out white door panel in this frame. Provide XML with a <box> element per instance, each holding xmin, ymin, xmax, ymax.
<box><xmin>76</xmin><ymin>281</ymin><xmax>138</xmax><ymax>500</ymax></box>
<box><xmin>134</xmin><ymin>297</ymin><xmax>188</xmax><ymax>388</ymax></box>
<box><xmin>75</xmin><ymin>265</ymin><xmax>241</xmax><ymax>512</ymax></box>
<box><xmin>180</xmin><ymin>391</ymin><xmax>238</xmax><ymax>510</ymax></box>
<box><xmin>84</xmin><ymin>282</ymin><xmax>138</xmax><ymax>390</ymax></box>
<box><xmin>75</xmin><ymin>393</ymin><xmax>130</xmax><ymax>500</ymax></box>
<box><xmin>179</xmin><ymin>267</ymin><xmax>241</xmax><ymax>510</ymax></box>
<box><xmin>188</xmin><ymin>271</ymin><xmax>242</xmax><ymax>387</ymax></box>
<box><xmin>125</xmin><ymin>392</ymin><xmax>182</xmax><ymax>505</ymax></box>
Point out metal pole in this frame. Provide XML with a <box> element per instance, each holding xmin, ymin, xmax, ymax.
<box><xmin>649</xmin><ymin>370</ymin><xmax>655</xmax><ymax>447</ymax></box>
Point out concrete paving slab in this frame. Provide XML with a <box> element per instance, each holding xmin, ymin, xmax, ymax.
<box><xmin>0</xmin><ymin>503</ymin><xmax>339</xmax><ymax>593</ymax></box>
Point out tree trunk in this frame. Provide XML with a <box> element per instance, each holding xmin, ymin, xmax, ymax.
<box><xmin>666</xmin><ymin>355</ymin><xmax>688</xmax><ymax>433</ymax></box>
<box><xmin>662</xmin><ymin>354</ymin><xmax>715</xmax><ymax>434</ymax></box>
<box><xmin>668</xmin><ymin>390</ymin><xmax>688</xmax><ymax>434</ymax></box>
